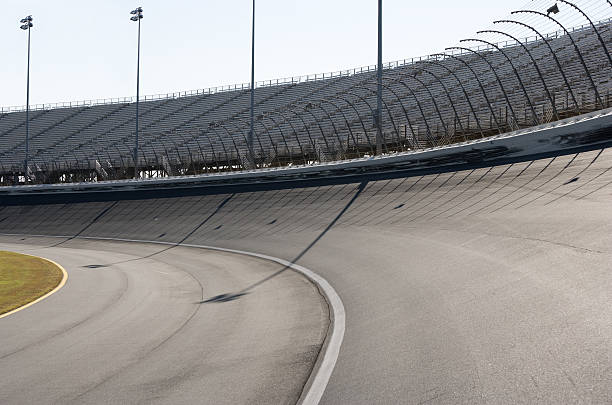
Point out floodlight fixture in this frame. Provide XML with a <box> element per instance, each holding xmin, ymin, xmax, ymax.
<box><xmin>547</xmin><ymin>3</ymin><xmax>560</xmax><ymax>15</ymax></box>
<box><xmin>20</xmin><ymin>15</ymin><xmax>33</xmax><ymax>30</ymax></box>
<box><xmin>130</xmin><ymin>7</ymin><xmax>143</xmax><ymax>20</ymax></box>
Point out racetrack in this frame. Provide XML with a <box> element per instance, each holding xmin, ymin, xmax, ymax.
<box><xmin>0</xmin><ymin>241</ymin><xmax>328</xmax><ymax>404</ymax></box>
<box><xmin>1</xmin><ymin>146</ymin><xmax>611</xmax><ymax>403</ymax></box>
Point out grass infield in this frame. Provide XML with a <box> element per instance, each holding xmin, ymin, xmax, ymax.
<box><xmin>0</xmin><ymin>251</ymin><xmax>64</xmax><ymax>315</ymax></box>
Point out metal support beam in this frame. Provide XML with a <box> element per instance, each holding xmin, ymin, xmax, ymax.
<box><xmin>302</xmin><ymin>108</ymin><xmax>333</xmax><ymax>153</ymax></box>
<box><xmin>347</xmin><ymin>86</ymin><xmax>399</xmax><ymax>153</ymax></box>
<box><xmin>200</xmin><ymin>129</ymin><xmax>221</xmax><ymax>171</ymax></box>
<box><xmin>130</xmin><ymin>7</ymin><xmax>143</xmax><ymax>179</ymax></box>
<box><xmin>512</xmin><ymin>10</ymin><xmax>603</xmax><ymax>109</ymax></box>
<box><xmin>19</xmin><ymin>15</ymin><xmax>33</xmax><ymax>182</ymax></box>
<box><xmin>494</xmin><ymin>20</ymin><xmax>580</xmax><ymax>113</ymax></box>
<box><xmin>311</xmin><ymin>103</ymin><xmax>346</xmax><ymax>159</ymax></box>
<box><xmin>327</xmin><ymin>94</ymin><xmax>373</xmax><ymax>155</ymax></box>
<box><xmin>557</xmin><ymin>0</ymin><xmax>611</xmax><ymax>66</ymax></box>
<box><xmin>408</xmin><ymin>73</ymin><xmax>449</xmax><ymax>137</ymax></box>
<box><xmin>265</xmin><ymin>110</ymin><xmax>307</xmax><ymax>162</ymax></box>
<box><xmin>425</xmin><ymin>56</ymin><xmax>484</xmax><ymax>137</ymax></box>
<box><xmin>462</xmin><ymin>37</ymin><xmax>540</xmax><ymax>125</ymax></box>
<box><xmin>376</xmin><ymin>78</ymin><xmax>418</xmax><ymax>149</ymax></box>
<box><xmin>318</xmin><ymin>99</ymin><xmax>362</xmax><ymax>158</ymax></box>
<box><xmin>376</xmin><ymin>0</ymin><xmax>383</xmax><ymax>155</ymax></box>
<box><xmin>477</xmin><ymin>30</ymin><xmax>559</xmax><ymax>121</ymax></box>
<box><xmin>437</xmin><ymin>52</ymin><xmax>503</xmax><ymax>133</ymax></box>
<box><xmin>394</xmin><ymin>79</ymin><xmax>436</xmax><ymax>146</ymax></box>
<box><xmin>414</xmin><ymin>64</ymin><xmax>468</xmax><ymax>137</ymax></box>
<box><xmin>446</xmin><ymin>46</ymin><xmax>520</xmax><ymax>129</ymax></box>
<box><xmin>233</xmin><ymin>117</ymin><xmax>266</xmax><ymax>164</ymax></box>
<box><xmin>284</xmin><ymin>107</ymin><xmax>318</xmax><ymax>152</ymax></box>
<box><xmin>333</xmin><ymin>92</ymin><xmax>377</xmax><ymax>154</ymax></box>
<box><xmin>248</xmin><ymin>0</ymin><xmax>256</xmax><ymax>163</ymax></box>
<box><xmin>263</xmin><ymin>114</ymin><xmax>295</xmax><ymax>166</ymax></box>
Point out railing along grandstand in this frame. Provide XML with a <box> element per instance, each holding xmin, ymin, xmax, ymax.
<box><xmin>0</xmin><ymin>0</ymin><xmax>610</xmax><ymax>185</ymax></box>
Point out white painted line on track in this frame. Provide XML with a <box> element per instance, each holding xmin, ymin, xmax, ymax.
<box><xmin>180</xmin><ymin>243</ymin><xmax>345</xmax><ymax>405</ymax></box>
<box><xmin>0</xmin><ymin>252</ymin><xmax>68</xmax><ymax>319</ymax></box>
<box><xmin>0</xmin><ymin>233</ymin><xmax>345</xmax><ymax>405</ymax></box>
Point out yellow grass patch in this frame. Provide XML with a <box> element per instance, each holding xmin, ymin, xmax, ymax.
<box><xmin>0</xmin><ymin>251</ymin><xmax>64</xmax><ymax>315</ymax></box>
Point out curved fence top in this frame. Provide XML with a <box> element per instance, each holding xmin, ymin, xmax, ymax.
<box><xmin>2</xmin><ymin>16</ymin><xmax>609</xmax><ymax>114</ymax></box>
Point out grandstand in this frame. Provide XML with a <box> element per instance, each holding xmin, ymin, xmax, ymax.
<box><xmin>0</xmin><ymin>2</ymin><xmax>610</xmax><ymax>184</ymax></box>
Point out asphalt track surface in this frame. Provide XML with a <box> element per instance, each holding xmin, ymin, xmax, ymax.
<box><xmin>1</xmin><ymin>146</ymin><xmax>612</xmax><ymax>403</ymax></box>
<box><xmin>0</xmin><ymin>241</ymin><xmax>328</xmax><ymax>404</ymax></box>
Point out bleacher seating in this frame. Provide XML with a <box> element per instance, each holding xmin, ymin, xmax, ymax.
<box><xmin>0</xmin><ymin>14</ymin><xmax>610</xmax><ymax>182</ymax></box>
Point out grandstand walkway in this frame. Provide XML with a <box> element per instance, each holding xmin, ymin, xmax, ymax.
<box><xmin>0</xmin><ymin>145</ymin><xmax>611</xmax><ymax>403</ymax></box>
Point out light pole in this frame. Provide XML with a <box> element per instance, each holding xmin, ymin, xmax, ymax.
<box><xmin>248</xmin><ymin>0</ymin><xmax>256</xmax><ymax>166</ymax></box>
<box><xmin>130</xmin><ymin>7</ymin><xmax>143</xmax><ymax>179</ymax></box>
<box><xmin>376</xmin><ymin>0</ymin><xmax>383</xmax><ymax>155</ymax></box>
<box><xmin>20</xmin><ymin>15</ymin><xmax>33</xmax><ymax>182</ymax></box>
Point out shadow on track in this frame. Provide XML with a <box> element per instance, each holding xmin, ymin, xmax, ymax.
<box><xmin>202</xmin><ymin>181</ymin><xmax>368</xmax><ymax>304</ymax></box>
<box><xmin>80</xmin><ymin>195</ymin><xmax>234</xmax><ymax>268</ymax></box>
<box><xmin>49</xmin><ymin>201</ymin><xmax>119</xmax><ymax>248</ymax></box>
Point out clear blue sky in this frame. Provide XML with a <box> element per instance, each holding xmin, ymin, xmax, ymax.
<box><xmin>0</xmin><ymin>0</ymin><xmax>601</xmax><ymax>107</ymax></box>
